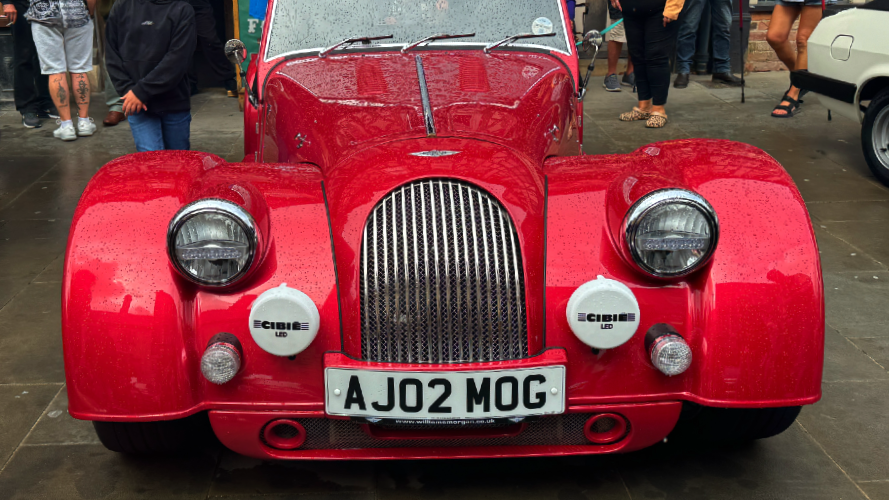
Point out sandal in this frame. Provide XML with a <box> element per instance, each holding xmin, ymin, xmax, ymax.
<box><xmin>620</xmin><ymin>107</ymin><xmax>651</xmax><ymax>122</ymax></box>
<box><xmin>646</xmin><ymin>112</ymin><xmax>668</xmax><ymax>128</ymax></box>
<box><xmin>771</xmin><ymin>93</ymin><xmax>800</xmax><ymax>118</ymax></box>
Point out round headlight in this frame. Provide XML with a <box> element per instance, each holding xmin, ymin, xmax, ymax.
<box><xmin>623</xmin><ymin>189</ymin><xmax>718</xmax><ymax>277</ymax></box>
<box><xmin>168</xmin><ymin>199</ymin><xmax>258</xmax><ymax>286</ymax></box>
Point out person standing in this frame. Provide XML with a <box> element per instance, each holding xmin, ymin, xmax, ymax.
<box><xmin>766</xmin><ymin>0</ymin><xmax>823</xmax><ymax>117</ymax></box>
<box><xmin>105</xmin><ymin>0</ymin><xmax>196</xmax><ymax>151</ymax></box>
<box><xmin>612</xmin><ymin>0</ymin><xmax>684</xmax><ymax>127</ymax></box>
<box><xmin>602</xmin><ymin>3</ymin><xmax>635</xmax><ymax>92</ymax></box>
<box><xmin>2</xmin><ymin>0</ymin><xmax>57</xmax><ymax>128</ymax></box>
<box><xmin>186</xmin><ymin>0</ymin><xmax>237</xmax><ymax>97</ymax></box>
<box><xmin>102</xmin><ymin>57</ymin><xmax>125</xmax><ymax>125</ymax></box>
<box><xmin>26</xmin><ymin>0</ymin><xmax>97</xmax><ymax>141</ymax></box>
<box><xmin>673</xmin><ymin>0</ymin><xmax>742</xmax><ymax>89</ymax></box>
<box><xmin>98</xmin><ymin>0</ymin><xmax>125</xmax><ymax>126</ymax></box>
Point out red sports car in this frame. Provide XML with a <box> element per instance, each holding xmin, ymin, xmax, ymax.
<box><xmin>63</xmin><ymin>0</ymin><xmax>823</xmax><ymax>459</ymax></box>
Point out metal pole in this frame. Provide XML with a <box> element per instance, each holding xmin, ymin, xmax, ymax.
<box><xmin>739</xmin><ymin>0</ymin><xmax>745</xmax><ymax>103</ymax></box>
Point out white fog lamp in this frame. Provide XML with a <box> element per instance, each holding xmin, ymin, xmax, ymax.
<box><xmin>623</xmin><ymin>189</ymin><xmax>718</xmax><ymax>277</ymax></box>
<box><xmin>168</xmin><ymin>199</ymin><xmax>258</xmax><ymax>286</ymax></box>
<box><xmin>644</xmin><ymin>324</ymin><xmax>692</xmax><ymax>376</ymax></box>
<box><xmin>201</xmin><ymin>333</ymin><xmax>243</xmax><ymax>384</ymax></box>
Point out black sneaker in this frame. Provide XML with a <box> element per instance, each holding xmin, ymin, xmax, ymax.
<box><xmin>36</xmin><ymin>105</ymin><xmax>59</xmax><ymax>119</ymax></box>
<box><xmin>22</xmin><ymin>113</ymin><xmax>41</xmax><ymax>129</ymax></box>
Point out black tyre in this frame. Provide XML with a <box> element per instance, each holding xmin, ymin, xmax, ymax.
<box><xmin>669</xmin><ymin>403</ymin><xmax>801</xmax><ymax>445</ymax></box>
<box><xmin>93</xmin><ymin>413</ymin><xmax>211</xmax><ymax>454</ymax></box>
<box><xmin>862</xmin><ymin>87</ymin><xmax>889</xmax><ymax>187</ymax></box>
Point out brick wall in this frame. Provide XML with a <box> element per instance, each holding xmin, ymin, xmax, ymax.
<box><xmin>746</xmin><ymin>13</ymin><xmax>799</xmax><ymax>72</ymax></box>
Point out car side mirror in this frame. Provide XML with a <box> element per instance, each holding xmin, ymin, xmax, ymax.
<box><xmin>224</xmin><ymin>39</ymin><xmax>258</xmax><ymax>107</ymax></box>
<box><xmin>581</xmin><ymin>30</ymin><xmax>603</xmax><ymax>52</ymax></box>
<box><xmin>579</xmin><ymin>30</ymin><xmax>603</xmax><ymax>100</ymax></box>
<box><xmin>225</xmin><ymin>39</ymin><xmax>248</xmax><ymax>65</ymax></box>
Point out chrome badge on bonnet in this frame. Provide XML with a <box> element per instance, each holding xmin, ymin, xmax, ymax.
<box><xmin>410</xmin><ymin>150</ymin><xmax>461</xmax><ymax>157</ymax></box>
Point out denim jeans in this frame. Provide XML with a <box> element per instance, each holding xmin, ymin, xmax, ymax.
<box><xmin>675</xmin><ymin>0</ymin><xmax>733</xmax><ymax>74</ymax></box>
<box><xmin>127</xmin><ymin>110</ymin><xmax>192</xmax><ymax>152</ymax></box>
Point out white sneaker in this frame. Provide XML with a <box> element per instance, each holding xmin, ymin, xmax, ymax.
<box><xmin>53</xmin><ymin>120</ymin><xmax>77</xmax><ymax>141</ymax></box>
<box><xmin>77</xmin><ymin>117</ymin><xmax>97</xmax><ymax>137</ymax></box>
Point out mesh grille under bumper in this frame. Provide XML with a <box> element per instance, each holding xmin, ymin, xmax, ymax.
<box><xmin>360</xmin><ymin>179</ymin><xmax>529</xmax><ymax>364</ymax></box>
<box><xmin>293</xmin><ymin>414</ymin><xmax>599</xmax><ymax>450</ymax></box>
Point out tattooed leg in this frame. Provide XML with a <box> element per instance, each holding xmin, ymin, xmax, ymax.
<box><xmin>49</xmin><ymin>73</ymin><xmax>72</xmax><ymax>121</ymax></box>
<box><xmin>72</xmin><ymin>73</ymin><xmax>91</xmax><ymax>119</ymax></box>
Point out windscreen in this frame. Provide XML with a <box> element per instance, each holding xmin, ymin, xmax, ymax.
<box><xmin>265</xmin><ymin>0</ymin><xmax>572</xmax><ymax>61</ymax></box>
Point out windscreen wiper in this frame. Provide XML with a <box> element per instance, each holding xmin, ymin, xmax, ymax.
<box><xmin>483</xmin><ymin>32</ymin><xmax>556</xmax><ymax>54</ymax></box>
<box><xmin>401</xmin><ymin>33</ymin><xmax>476</xmax><ymax>53</ymax></box>
<box><xmin>319</xmin><ymin>34</ymin><xmax>394</xmax><ymax>58</ymax></box>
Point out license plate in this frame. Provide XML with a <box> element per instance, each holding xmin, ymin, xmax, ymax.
<box><xmin>325</xmin><ymin>366</ymin><xmax>565</xmax><ymax>419</ymax></box>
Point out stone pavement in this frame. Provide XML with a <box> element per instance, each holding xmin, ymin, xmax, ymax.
<box><xmin>0</xmin><ymin>73</ymin><xmax>887</xmax><ymax>499</ymax></box>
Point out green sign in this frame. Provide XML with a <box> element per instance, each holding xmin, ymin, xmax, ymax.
<box><xmin>235</xmin><ymin>0</ymin><xmax>266</xmax><ymax>73</ymax></box>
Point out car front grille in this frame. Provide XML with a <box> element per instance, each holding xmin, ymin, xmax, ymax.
<box><xmin>360</xmin><ymin>179</ymin><xmax>528</xmax><ymax>363</ymax></box>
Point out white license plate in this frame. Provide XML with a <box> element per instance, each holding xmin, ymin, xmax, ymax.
<box><xmin>325</xmin><ymin>366</ymin><xmax>565</xmax><ymax>420</ymax></box>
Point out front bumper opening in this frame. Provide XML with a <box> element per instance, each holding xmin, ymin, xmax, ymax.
<box><xmin>208</xmin><ymin>402</ymin><xmax>682</xmax><ymax>460</ymax></box>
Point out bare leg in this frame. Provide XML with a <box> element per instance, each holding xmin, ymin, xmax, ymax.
<box><xmin>626</xmin><ymin>54</ymin><xmax>634</xmax><ymax>75</ymax></box>
<box><xmin>766</xmin><ymin>5</ymin><xmax>801</xmax><ymax>71</ymax></box>
<box><xmin>767</xmin><ymin>4</ymin><xmax>802</xmax><ymax>115</ymax></box>
<box><xmin>794</xmin><ymin>6</ymin><xmax>823</xmax><ymax>75</ymax></box>
<box><xmin>651</xmin><ymin>104</ymin><xmax>666</xmax><ymax>115</ymax></box>
<box><xmin>607</xmin><ymin>40</ymin><xmax>621</xmax><ymax>75</ymax></box>
<box><xmin>638</xmin><ymin>99</ymin><xmax>652</xmax><ymax>112</ymax></box>
<box><xmin>72</xmin><ymin>73</ymin><xmax>90</xmax><ymax>119</ymax></box>
<box><xmin>49</xmin><ymin>73</ymin><xmax>72</xmax><ymax>121</ymax></box>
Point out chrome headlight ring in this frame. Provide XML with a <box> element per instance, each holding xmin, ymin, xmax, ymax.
<box><xmin>167</xmin><ymin>199</ymin><xmax>259</xmax><ymax>287</ymax></box>
<box><xmin>622</xmin><ymin>189</ymin><xmax>719</xmax><ymax>278</ymax></box>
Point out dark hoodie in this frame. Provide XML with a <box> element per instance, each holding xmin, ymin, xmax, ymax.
<box><xmin>105</xmin><ymin>0</ymin><xmax>196</xmax><ymax>114</ymax></box>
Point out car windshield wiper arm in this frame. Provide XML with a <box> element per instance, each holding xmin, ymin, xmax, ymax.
<box><xmin>401</xmin><ymin>33</ymin><xmax>476</xmax><ymax>53</ymax></box>
<box><xmin>483</xmin><ymin>32</ymin><xmax>556</xmax><ymax>54</ymax></box>
<box><xmin>319</xmin><ymin>34</ymin><xmax>394</xmax><ymax>58</ymax></box>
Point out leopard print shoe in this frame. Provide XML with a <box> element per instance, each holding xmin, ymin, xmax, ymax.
<box><xmin>619</xmin><ymin>107</ymin><xmax>651</xmax><ymax>122</ymax></box>
<box><xmin>645</xmin><ymin>113</ymin><xmax>668</xmax><ymax>128</ymax></box>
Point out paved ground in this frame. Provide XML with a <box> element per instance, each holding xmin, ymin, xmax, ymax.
<box><xmin>0</xmin><ymin>72</ymin><xmax>887</xmax><ymax>499</ymax></box>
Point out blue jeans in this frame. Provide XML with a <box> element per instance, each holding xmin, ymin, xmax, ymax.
<box><xmin>127</xmin><ymin>110</ymin><xmax>192</xmax><ymax>152</ymax></box>
<box><xmin>675</xmin><ymin>0</ymin><xmax>733</xmax><ymax>74</ymax></box>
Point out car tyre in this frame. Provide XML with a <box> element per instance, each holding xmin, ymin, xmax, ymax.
<box><xmin>862</xmin><ymin>88</ymin><xmax>889</xmax><ymax>187</ymax></box>
<box><xmin>669</xmin><ymin>403</ymin><xmax>802</xmax><ymax>444</ymax></box>
<box><xmin>93</xmin><ymin>413</ymin><xmax>211</xmax><ymax>454</ymax></box>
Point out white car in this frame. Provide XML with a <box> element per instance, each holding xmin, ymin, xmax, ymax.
<box><xmin>793</xmin><ymin>0</ymin><xmax>889</xmax><ymax>185</ymax></box>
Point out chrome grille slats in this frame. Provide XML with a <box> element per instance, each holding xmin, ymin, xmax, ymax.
<box><xmin>400</xmin><ymin>186</ymin><xmax>411</xmax><ymax>363</ymax></box>
<box><xmin>438</xmin><ymin>180</ymin><xmax>453</xmax><ymax>364</ymax></box>
<box><xmin>457</xmin><ymin>186</ymin><xmax>477</xmax><ymax>360</ymax></box>
<box><xmin>447</xmin><ymin>182</ymin><xmax>463</xmax><ymax>362</ymax></box>
<box><xmin>428</xmin><ymin>181</ymin><xmax>443</xmax><ymax>362</ymax></box>
<box><xmin>360</xmin><ymin>179</ymin><xmax>528</xmax><ymax>363</ymax></box>
<box><xmin>487</xmin><ymin>196</ymin><xmax>505</xmax><ymax>361</ymax></box>
<box><xmin>507</xmin><ymin>220</ymin><xmax>526</xmax><ymax>357</ymax></box>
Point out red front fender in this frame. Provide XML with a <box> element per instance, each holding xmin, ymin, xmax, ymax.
<box><xmin>63</xmin><ymin>151</ymin><xmax>340</xmax><ymax>421</ymax></box>
<box><xmin>544</xmin><ymin>139</ymin><xmax>824</xmax><ymax>408</ymax></box>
